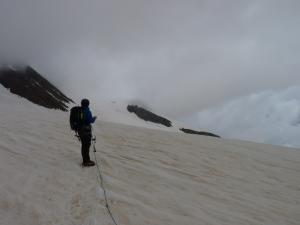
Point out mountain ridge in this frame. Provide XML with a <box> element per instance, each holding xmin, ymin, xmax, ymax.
<box><xmin>0</xmin><ymin>65</ymin><xmax>220</xmax><ymax>137</ymax></box>
<box><xmin>0</xmin><ymin>65</ymin><xmax>74</xmax><ymax>111</ymax></box>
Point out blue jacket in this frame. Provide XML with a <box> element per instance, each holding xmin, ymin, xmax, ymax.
<box><xmin>82</xmin><ymin>106</ymin><xmax>96</xmax><ymax>126</ymax></box>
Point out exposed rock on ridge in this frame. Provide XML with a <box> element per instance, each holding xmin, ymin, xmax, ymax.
<box><xmin>180</xmin><ymin>128</ymin><xmax>220</xmax><ymax>138</ymax></box>
<box><xmin>0</xmin><ymin>65</ymin><xmax>74</xmax><ymax>111</ymax></box>
<box><xmin>127</xmin><ymin>105</ymin><xmax>172</xmax><ymax>127</ymax></box>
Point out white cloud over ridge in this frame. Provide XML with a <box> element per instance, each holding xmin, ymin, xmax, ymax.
<box><xmin>0</xmin><ymin>0</ymin><xmax>300</xmax><ymax>147</ymax></box>
<box><xmin>189</xmin><ymin>86</ymin><xmax>300</xmax><ymax>148</ymax></box>
<box><xmin>0</xmin><ymin>0</ymin><xmax>300</xmax><ymax>118</ymax></box>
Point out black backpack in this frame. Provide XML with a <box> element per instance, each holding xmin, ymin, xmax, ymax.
<box><xmin>70</xmin><ymin>106</ymin><xmax>84</xmax><ymax>131</ymax></box>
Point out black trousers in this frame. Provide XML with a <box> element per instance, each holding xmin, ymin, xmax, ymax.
<box><xmin>78</xmin><ymin>126</ymin><xmax>92</xmax><ymax>163</ymax></box>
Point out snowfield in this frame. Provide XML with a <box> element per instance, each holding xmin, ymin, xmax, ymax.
<box><xmin>0</xmin><ymin>86</ymin><xmax>300</xmax><ymax>225</ymax></box>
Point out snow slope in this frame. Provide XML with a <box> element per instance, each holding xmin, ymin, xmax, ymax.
<box><xmin>90</xmin><ymin>99</ymin><xmax>187</xmax><ymax>132</ymax></box>
<box><xmin>0</xmin><ymin>86</ymin><xmax>300</xmax><ymax>225</ymax></box>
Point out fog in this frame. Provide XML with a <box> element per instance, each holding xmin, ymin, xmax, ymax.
<box><xmin>185</xmin><ymin>86</ymin><xmax>300</xmax><ymax>148</ymax></box>
<box><xmin>0</xmin><ymin>0</ymin><xmax>299</xmax><ymax>146</ymax></box>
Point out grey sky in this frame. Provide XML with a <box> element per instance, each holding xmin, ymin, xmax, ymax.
<box><xmin>0</xmin><ymin>0</ymin><xmax>300</xmax><ymax>120</ymax></box>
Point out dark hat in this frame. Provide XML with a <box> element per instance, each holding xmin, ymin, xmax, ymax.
<box><xmin>81</xmin><ymin>99</ymin><xmax>90</xmax><ymax>107</ymax></box>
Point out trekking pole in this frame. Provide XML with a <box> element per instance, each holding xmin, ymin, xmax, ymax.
<box><xmin>91</xmin><ymin>125</ymin><xmax>97</xmax><ymax>152</ymax></box>
<box><xmin>92</xmin><ymin>136</ymin><xmax>97</xmax><ymax>152</ymax></box>
<box><xmin>74</xmin><ymin>131</ymin><xmax>81</xmax><ymax>142</ymax></box>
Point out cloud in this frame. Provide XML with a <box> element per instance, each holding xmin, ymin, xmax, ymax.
<box><xmin>0</xmin><ymin>0</ymin><xmax>300</xmax><ymax>132</ymax></box>
<box><xmin>185</xmin><ymin>86</ymin><xmax>300</xmax><ymax>148</ymax></box>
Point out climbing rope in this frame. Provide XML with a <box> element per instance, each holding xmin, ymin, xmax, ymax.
<box><xmin>92</xmin><ymin>137</ymin><xmax>119</xmax><ymax>225</ymax></box>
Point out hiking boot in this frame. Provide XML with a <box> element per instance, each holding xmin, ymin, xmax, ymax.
<box><xmin>82</xmin><ymin>160</ymin><xmax>95</xmax><ymax>167</ymax></box>
<box><xmin>88</xmin><ymin>160</ymin><xmax>95</xmax><ymax>166</ymax></box>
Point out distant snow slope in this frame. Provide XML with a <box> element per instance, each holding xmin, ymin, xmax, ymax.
<box><xmin>0</xmin><ymin>86</ymin><xmax>300</xmax><ymax>225</ymax></box>
<box><xmin>81</xmin><ymin>99</ymin><xmax>187</xmax><ymax>132</ymax></box>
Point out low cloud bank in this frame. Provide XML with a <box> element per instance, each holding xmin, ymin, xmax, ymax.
<box><xmin>186</xmin><ymin>86</ymin><xmax>300</xmax><ymax>148</ymax></box>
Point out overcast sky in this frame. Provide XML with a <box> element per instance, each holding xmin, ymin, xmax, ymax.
<box><xmin>1</xmin><ymin>0</ymin><xmax>300</xmax><ymax>147</ymax></box>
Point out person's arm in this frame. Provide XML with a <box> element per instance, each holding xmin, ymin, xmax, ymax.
<box><xmin>86</xmin><ymin>109</ymin><xmax>97</xmax><ymax>124</ymax></box>
<box><xmin>91</xmin><ymin>115</ymin><xmax>97</xmax><ymax>123</ymax></box>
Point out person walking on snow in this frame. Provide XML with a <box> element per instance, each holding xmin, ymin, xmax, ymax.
<box><xmin>79</xmin><ymin>99</ymin><xmax>97</xmax><ymax>167</ymax></box>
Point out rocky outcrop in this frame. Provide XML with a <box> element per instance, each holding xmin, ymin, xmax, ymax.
<box><xmin>127</xmin><ymin>105</ymin><xmax>172</xmax><ymax>127</ymax></box>
<box><xmin>180</xmin><ymin>128</ymin><xmax>220</xmax><ymax>138</ymax></box>
<box><xmin>0</xmin><ymin>65</ymin><xmax>74</xmax><ymax>111</ymax></box>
